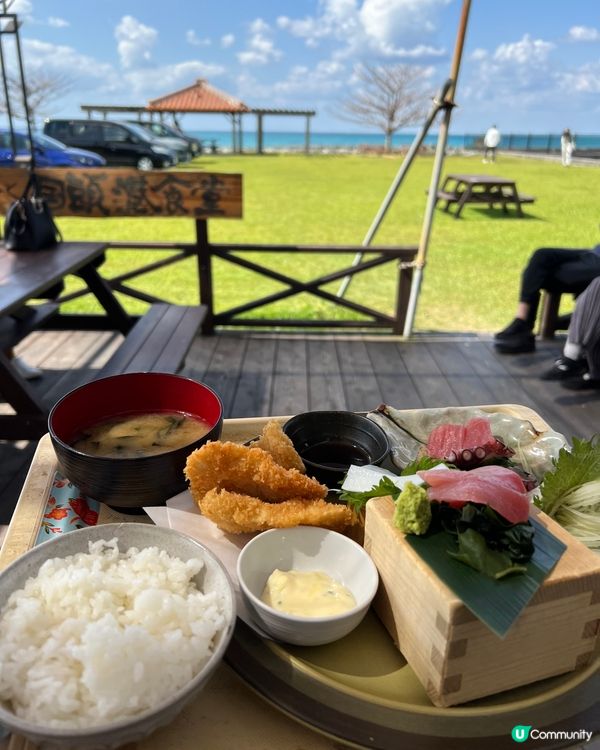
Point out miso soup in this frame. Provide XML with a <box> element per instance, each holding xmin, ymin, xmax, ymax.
<box><xmin>72</xmin><ymin>412</ymin><xmax>212</xmax><ymax>458</ymax></box>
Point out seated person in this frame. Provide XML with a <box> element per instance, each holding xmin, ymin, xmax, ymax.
<box><xmin>540</xmin><ymin>275</ymin><xmax>600</xmax><ymax>390</ymax></box>
<box><xmin>495</xmin><ymin>243</ymin><xmax>600</xmax><ymax>353</ymax></box>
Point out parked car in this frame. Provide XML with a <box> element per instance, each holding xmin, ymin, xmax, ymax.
<box><xmin>43</xmin><ymin>119</ymin><xmax>176</xmax><ymax>170</ymax></box>
<box><xmin>125</xmin><ymin>120</ymin><xmax>193</xmax><ymax>161</ymax></box>
<box><xmin>127</xmin><ymin>120</ymin><xmax>201</xmax><ymax>156</ymax></box>
<box><xmin>0</xmin><ymin>129</ymin><xmax>106</xmax><ymax>167</ymax></box>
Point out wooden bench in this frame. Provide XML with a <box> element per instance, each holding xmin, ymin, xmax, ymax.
<box><xmin>0</xmin><ymin>168</ymin><xmax>242</xmax><ymax>388</ymax></box>
<box><xmin>97</xmin><ymin>303</ymin><xmax>207</xmax><ymax>378</ymax></box>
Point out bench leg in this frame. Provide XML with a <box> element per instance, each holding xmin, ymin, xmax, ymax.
<box><xmin>539</xmin><ymin>292</ymin><xmax>561</xmax><ymax>339</ymax></box>
<box><xmin>0</xmin><ymin>351</ymin><xmax>48</xmax><ymax>439</ymax></box>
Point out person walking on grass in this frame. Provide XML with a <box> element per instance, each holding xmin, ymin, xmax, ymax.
<box><xmin>540</xmin><ymin>275</ymin><xmax>600</xmax><ymax>390</ymax></box>
<box><xmin>483</xmin><ymin>125</ymin><xmax>501</xmax><ymax>163</ymax></box>
<box><xmin>561</xmin><ymin>128</ymin><xmax>575</xmax><ymax>166</ymax></box>
<box><xmin>494</xmin><ymin>241</ymin><xmax>600</xmax><ymax>354</ymax></box>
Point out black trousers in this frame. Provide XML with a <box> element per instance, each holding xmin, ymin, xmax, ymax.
<box><xmin>520</xmin><ymin>248</ymin><xmax>600</xmax><ymax>327</ymax></box>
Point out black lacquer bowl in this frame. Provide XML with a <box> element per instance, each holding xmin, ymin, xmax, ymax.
<box><xmin>283</xmin><ymin>410</ymin><xmax>389</xmax><ymax>488</ymax></box>
<box><xmin>48</xmin><ymin>372</ymin><xmax>223</xmax><ymax>508</ymax></box>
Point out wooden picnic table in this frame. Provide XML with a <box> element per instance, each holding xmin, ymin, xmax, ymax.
<box><xmin>435</xmin><ymin>173</ymin><xmax>535</xmax><ymax>218</ymax></box>
<box><xmin>0</xmin><ymin>241</ymin><xmax>132</xmax><ymax>440</ymax></box>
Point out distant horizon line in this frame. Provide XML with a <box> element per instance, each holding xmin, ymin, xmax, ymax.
<box><xmin>183</xmin><ymin>128</ymin><xmax>600</xmax><ymax>136</ymax></box>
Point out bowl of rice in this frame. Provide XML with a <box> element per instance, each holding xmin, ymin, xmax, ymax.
<box><xmin>0</xmin><ymin>523</ymin><xmax>236</xmax><ymax>749</ymax></box>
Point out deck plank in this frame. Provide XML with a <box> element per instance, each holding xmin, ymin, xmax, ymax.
<box><xmin>230</xmin><ymin>337</ymin><xmax>276</xmax><ymax>418</ymax></box>
<box><xmin>3</xmin><ymin>328</ymin><xmax>600</xmax><ymax>524</ymax></box>
<box><xmin>307</xmin><ymin>339</ymin><xmax>346</xmax><ymax>412</ymax></box>
<box><xmin>271</xmin><ymin>338</ymin><xmax>309</xmax><ymax>416</ymax></box>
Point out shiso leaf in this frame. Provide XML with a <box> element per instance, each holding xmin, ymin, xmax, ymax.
<box><xmin>340</xmin><ymin>475</ymin><xmax>400</xmax><ymax>514</ymax></box>
<box><xmin>400</xmin><ymin>456</ymin><xmax>447</xmax><ymax>475</ymax></box>
<box><xmin>535</xmin><ymin>435</ymin><xmax>600</xmax><ymax>517</ymax></box>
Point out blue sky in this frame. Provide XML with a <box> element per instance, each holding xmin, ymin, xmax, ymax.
<box><xmin>6</xmin><ymin>0</ymin><xmax>600</xmax><ymax>135</ymax></box>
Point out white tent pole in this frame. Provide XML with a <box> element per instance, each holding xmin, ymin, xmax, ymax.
<box><xmin>403</xmin><ymin>0</ymin><xmax>472</xmax><ymax>337</ymax></box>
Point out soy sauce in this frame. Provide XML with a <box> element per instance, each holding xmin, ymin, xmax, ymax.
<box><xmin>300</xmin><ymin>440</ymin><xmax>371</xmax><ymax>469</ymax></box>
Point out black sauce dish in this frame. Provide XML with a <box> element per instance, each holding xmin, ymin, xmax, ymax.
<box><xmin>283</xmin><ymin>410</ymin><xmax>389</xmax><ymax>488</ymax></box>
<box><xmin>48</xmin><ymin>372</ymin><xmax>223</xmax><ymax>509</ymax></box>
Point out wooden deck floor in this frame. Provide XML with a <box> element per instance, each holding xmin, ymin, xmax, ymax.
<box><xmin>2</xmin><ymin>328</ymin><xmax>599</xmax><ymax>524</ymax></box>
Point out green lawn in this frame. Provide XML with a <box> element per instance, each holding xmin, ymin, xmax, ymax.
<box><xmin>56</xmin><ymin>153</ymin><xmax>600</xmax><ymax>333</ymax></box>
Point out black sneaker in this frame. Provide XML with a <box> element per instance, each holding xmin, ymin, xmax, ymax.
<box><xmin>540</xmin><ymin>356</ymin><xmax>588</xmax><ymax>381</ymax></box>
<box><xmin>560</xmin><ymin>373</ymin><xmax>600</xmax><ymax>391</ymax></box>
<box><xmin>494</xmin><ymin>318</ymin><xmax>530</xmax><ymax>341</ymax></box>
<box><xmin>494</xmin><ymin>332</ymin><xmax>536</xmax><ymax>354</ymax></box>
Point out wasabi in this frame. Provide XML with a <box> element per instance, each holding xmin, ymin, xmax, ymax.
<box><xmin>393</xmin><ymin>482</ymin><xmax>432</xmax><ymax>535</ymax></box>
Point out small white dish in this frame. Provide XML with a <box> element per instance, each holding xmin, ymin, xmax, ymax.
<box><xmin>236</xmin><ymin>526</ymin><xmax>378</xmax><ymax>646</ymax></box>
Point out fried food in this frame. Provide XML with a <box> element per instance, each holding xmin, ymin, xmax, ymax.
<box><xmin>198</xmin><ymin>488</ymin><xmax>355</xmax><ymax>534</ymax></box>
<box><xmin>184</xmin><ymin>423</ymin><xmax>358</xmax><ymax>535</ymax></box>
<box><xmin>185</xmin><ymin>441</ymin><xmax>326</xmax><ymax>504</ymax></box>
<box><xmin>253</xmin><ymin>420</ymin><xmax>305</xmax><ymax>473</ymax></box>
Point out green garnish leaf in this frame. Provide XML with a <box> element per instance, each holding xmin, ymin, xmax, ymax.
<box><xmin>534</xmin><ymin>435</ymin><xmax>600</xmax><ymax>516</ymax></box>
<box><xmin>340</xmin><ymin>476</ymin><xmax>401</xmax><ymax>514</ymax></box>
<box><xmin>400</xmin><ymin>456</ymin><xmax>448</xmax><ymax>475</ymax></box>
<box><xmin>448</xmin><ymin>528</ymin><xmax>528</xmax><ymax>579</ymax></box>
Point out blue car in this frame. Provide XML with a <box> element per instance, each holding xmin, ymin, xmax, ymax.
<box><xmin>0</xmin><ymin>129</ymin><xmax>106</xmax><ymax>167</ymax></box>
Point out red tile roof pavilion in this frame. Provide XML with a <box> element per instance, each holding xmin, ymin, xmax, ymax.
<box><xmin>80</xmin><ymin>79</ymin><xmax>316</xmax><ymax>153</ymax></box>
<box><xmin>147</xmin><ymin>79</ymin><xmax>249</xmax><ymax>114</ymax></box>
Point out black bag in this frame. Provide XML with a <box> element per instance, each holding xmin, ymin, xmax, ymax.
<box><xmin>3</xmin><ymin>173</ymin><xmax>62</xmax><ymax>252</ymax></box>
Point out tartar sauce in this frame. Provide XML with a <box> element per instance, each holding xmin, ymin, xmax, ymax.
<box><xmin>261</xmin><ymin>569</ymin><xmax>356</xmax><ymax>617</ymax></box>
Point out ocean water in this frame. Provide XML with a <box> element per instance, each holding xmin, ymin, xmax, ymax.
<box><xmin>188</xmin><ymin>130</ymin><xmax>600</xmax><ymax>153</ymax></box>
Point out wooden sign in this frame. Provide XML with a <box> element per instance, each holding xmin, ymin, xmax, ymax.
<box><xmin>0</xmin><ymin>168</ymin><xmax>242</xmax><ymax>218</ymax></box>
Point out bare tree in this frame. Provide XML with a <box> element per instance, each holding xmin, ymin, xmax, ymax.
<box><xmin>339</xmin><ymin>63</ymin><xmax>431</xmax><ymax>152</ymax></box>
<box><xmin>1</xmin><ymin>69</ymin><xmax>73</xmax><ymax>124</ymax></box>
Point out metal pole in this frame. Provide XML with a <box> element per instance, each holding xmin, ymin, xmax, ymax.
<box><xmin>336</xmin><ymin>78</ymin><xmax>452</xmax><ymax>298</ymax></box>
<box><xmin>402</xmin><ymin>0</ymin><xmax>472</xmax><ymax>337</ymax></box>
<box><xmin>0</xmin><ymin>15</ymin><xmax>17</xmax><ymax>158</ymax></box>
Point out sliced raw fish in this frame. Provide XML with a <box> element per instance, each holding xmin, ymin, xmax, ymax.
<box><xmin>418</xmin><ymin>465</ymin><xmax>530</xmax><ymax>524</ymax></box>
<box><xmin>425</xmin><ymin>417</ymin><xmax>514</xmax><ymax>468</ymax></box>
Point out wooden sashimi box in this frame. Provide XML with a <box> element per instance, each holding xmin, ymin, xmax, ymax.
<box><xmin>363</xmin><ymin>496</ymin><xmax>600</xmax><ymax>707</ymax></box>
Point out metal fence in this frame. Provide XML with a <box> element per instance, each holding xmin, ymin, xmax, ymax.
<box><xmin>462</xmin><ymin>133</ymin><xmax>600</xmax><ymax>158</ymax></box>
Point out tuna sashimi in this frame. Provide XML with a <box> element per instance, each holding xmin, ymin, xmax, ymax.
<box><xmin>425</xmin><ymin>417</ymin><xmax>514</xmax><ymax>469</ymax></box>
<box><xmin>417</xmin><ymin>465</ymin><xmax>530</xmax><ymax>524</ymax></box>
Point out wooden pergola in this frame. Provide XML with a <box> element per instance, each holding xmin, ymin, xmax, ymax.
<box><xmin>81</xmin><ymin>79</ymin><xmax>316</xmax><ymax>154</ymax></box>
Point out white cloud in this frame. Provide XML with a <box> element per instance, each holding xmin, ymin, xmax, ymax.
<box><xmin>277</xmin><ymin>0</ymin><xmax>448</xmax><ymax>59</ymax></box>
<box><xmin>48</xmin><ymin>17</ymin><xmax>69</xmax><ymax>28</ymax></box>
<box><xmin>568</xmin><ymin>25</ymin><xmax>600</xmax><ymax>42</ymax></box>
<box><xmin>461</xmin><ymin>33</ymin><xmax>559</xmax><ymax>115</ymax></box>
<box><xmin>123</xmin><ymin>60</ymin><xmax>225</xmax><ymax>98</ymax></box>
<box><xmin>186</xmin><ymin>30</ymin><xmax>210</xmax><ymax>47</ymax></box>
<box><xmin>470</xmin><ymin>48</ymin><xmax>487</xmax><ymax>61</ymax></box>
<box><xmin>115</xmin><ymin>15</ymin><xmax>157</xmax><ymax>69</ymax></box>
<box><xmin>557</xmin><ymin>62</ymin><xmax>600</xmax><ymax>93</ymax></box>
<box><xmin>493</xmin><ymin>34</ymin><xmax>554</xmax><ymax>65</ymax></box>
<box><xmin>221</xmin><ymin>33</ymin><xmax>235</xmax><ymax>48</ymax></box>
<box><xmin>237</xmin><ymin>18</ymin><xmax>282</xmax><ymax>65</ymax></box>
<box><xmin>236</xmin><ymin>57</ymin><xmax>347</xmax><ymax>104</ymax></box>
<box><xmin>10</xmin><ymin>0</ymin><xmax>32</xmax><ymax>15</ymax></box>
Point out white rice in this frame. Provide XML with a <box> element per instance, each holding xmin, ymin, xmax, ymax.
<box><xmin>0</xmin><ymin>538</ymin><xmax>228</xmax><ymax>728</ymax></box>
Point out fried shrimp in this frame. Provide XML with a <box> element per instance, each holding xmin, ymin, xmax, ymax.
<box><xmin>197</xmin><ymin>488</ymin><xmax>355</xmax><ymax>534</ymax></box>
<box><xmin>184</xmin><ymin>441</ymin><xmax>326</xmax><ymax>503</ymax></box>
<box><xmin>253</xmin><ymin>420</ymin><xmax>305</xmax><ymax>473</ymax></box>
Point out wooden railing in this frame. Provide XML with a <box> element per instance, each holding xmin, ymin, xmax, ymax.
<box><xmin>0</xmin><ymin>168</ymin><xmax>417</xmax><ymax>335</ymax></box>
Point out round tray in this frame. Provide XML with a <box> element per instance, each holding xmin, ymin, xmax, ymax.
<box><xmin>226</xmin><ymin>615</ymin><xmax>599</xmax><ymax>750</ymax></box>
